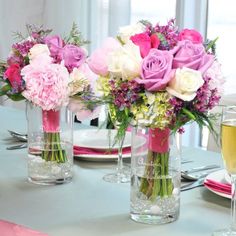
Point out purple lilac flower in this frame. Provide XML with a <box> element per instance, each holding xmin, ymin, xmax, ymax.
<box><xmin>109</xmin><ymin>79</ymin><xmax>143</xmax><ymax>110</ymax></box>
<box><xmin>153</xmin><ymin>19</ymin><xmax>179</xmax><ymax>50</ymax></box>
<box><xmin>193</xmin><ymin>76</ymin><xmax>221</xmax><ymax>113</ymax></box>
<box><xmin>12</xmin><ymin>40</ymin><xmax>35</xmax><ymax>57</ymax></box>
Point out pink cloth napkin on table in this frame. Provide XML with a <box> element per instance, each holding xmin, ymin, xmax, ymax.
<box><xmin>73</xmin><ymin>146</ymin><xmax>131</xmax><ymax>156</ymax></box>
<box><xmin>0</xmin><ymin>220</ymin><xmax>48</xmax><ymax>236</ymax></box>
<box><xmin>204</xmin><ymin>179</ymin><xmax>231</xmax><ymax>195</ymax></box>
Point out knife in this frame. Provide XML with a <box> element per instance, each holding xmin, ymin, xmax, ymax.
<box><xmin>181</xmin><ymin>178</ymin><xmax>205</xmax><ymax>191</ymax></box>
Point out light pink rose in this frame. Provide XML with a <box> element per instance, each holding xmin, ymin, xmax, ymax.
<box><xmin>178</xmin><ymin>29</ymin><xmax>203</xmax><ymax>44</ymax></box>
<box><xmin>87</xmin><ymin>37</ymin><xmax>121</xmax><ymax>76</ymax></box>
<box><xmin>171</xmin><ymin>40</ymin><xmax>214</xmax><ymax>74</ymax></box>
<box><xmin>135</xmin><ymin>49</ymin><xmax>173</xmax><ymax>91</ymax></box>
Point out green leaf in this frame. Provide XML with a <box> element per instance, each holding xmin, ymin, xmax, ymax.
<box><xmin>206</xmin><ymin>37</ymin><xmax>218</xmax><ymax>52</ymax></box>
<box><xmin>182</xmin><ymin>108</ymin><xmax>196</xmax><ymax>120</ymax></box>
<box><xmin>7</xmin><ymin>93</ymin><xmax>25</xmax><ymax>101</ymax></box>
<box><xmin>0</xmin><ymin>84</ymin><xmax>11</xmax><ymax>96</ymax></box>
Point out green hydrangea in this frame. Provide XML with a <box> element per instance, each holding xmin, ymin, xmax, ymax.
<box><xmin>131</xmin><ymin>91</ymin><xmax>174</xmax><ymax>129</ymax></box>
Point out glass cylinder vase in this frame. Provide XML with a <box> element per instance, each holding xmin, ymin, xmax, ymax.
<box><xmin>130</xmin><ymin>125</ymin><xmax>181</xmax><ymax>224</ymax></box>
<box><xmin>26</xmin><ymin>102</ymin><xmax>73</xmax><ymax>185</ymax></box>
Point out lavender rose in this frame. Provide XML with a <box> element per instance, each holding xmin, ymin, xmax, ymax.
<box><xmin>136</xmin><ymin>49</ymin><xmax>173</xmax><ymax>91</ymax></box>
<box><xmin>61</xmin><ymin>45</ymin><xmax>87</xmax><ymax>72</ymax></box>
<box><xmin>171</xmin><ymin>40</ymin><xmax>214</xmax><ymax>74</ymax></box>
<box><xmin>44</xmin><ymin>35</ymin><xmax>64</xmax><ymax>61</ymax></box>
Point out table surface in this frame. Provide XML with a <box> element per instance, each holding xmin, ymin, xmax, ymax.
<box><xmin>0</xmin><ymin>105</ymin><xmax>230</xmax><ymax>236</ymax></box>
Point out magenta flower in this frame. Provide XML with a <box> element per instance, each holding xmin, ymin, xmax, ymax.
<box><xmin>60</xmin><ymin>45</ymin><xmax>87</xmax><ymax>72</ymax></box>
<box><xmin>44</xmin><ymin>35</ymin><xmax>64</xmax><ymax>61</ymax></box>
<box><xmin>178</xmin><ymin>29</ymin><xmax>203</xmax><ymax>44</ymax></box>
<box><xmin>4</xmin><ymin>64</ymin><xmax>24</xmax><ymax>93</ymax></box>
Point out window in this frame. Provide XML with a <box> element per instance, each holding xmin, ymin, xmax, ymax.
<box><xmin>208</xmin><ymin>0</ymin><xmax>236</xmax><ymax>95</ymax></box>
<box><xmin>130</xmin><ymin>0</ymin><xmax>176</xmax><ymax>24</ymax></box>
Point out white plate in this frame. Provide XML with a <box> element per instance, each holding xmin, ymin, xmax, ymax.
<box><xmin>204</xmin><ymin>169</ymin><xmax>231</xmax><ymax>199</ymax></box>
<box><xmin>74</xmin><ymin>152</ymin><xmax>131</xmax><ymax>162</ymax></box>
<box><xmin>74</xmin><ymin>129</ymin><xmax>132</xmax><ymax>150</ymax></box>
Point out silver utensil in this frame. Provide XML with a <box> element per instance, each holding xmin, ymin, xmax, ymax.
<box><xmin>181</xmin><ymin>170</ymin><xmax>218</xmax><ymax>181</ymax></box>
<box><xmin>8</xmin><ymin>130</ymin><xmax>27</xmax><ymax>142</ymax></box>
<box><xmin>8</xmin><ymin>130</ymin><xmax>27</xmax><ymax>137</ymax></box>
<box><xmin>6</xmin><ymin>143</ymin><xmax>28</xmax><ymax>150</ymax></box>
<box><xmin>181</xmin><ymin>178</ymin><xmax>205</xmax><ymax>191</ymax></box>
<box><xmin>182</xmin><ymin>164</ymin><xmax>220</xmax><ymax>174</ymax></box>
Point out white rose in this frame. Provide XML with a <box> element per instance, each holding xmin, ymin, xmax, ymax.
<box><xmin>108</xmin><ymin>41</ymin><xmax>142</xmax><ymax>79</ymax></box>
<box><xmin>166</xmin><ymin>67</ymin><xmax>204</xmax><ymax>101</ymax></box>
<box><xmin>68</xmin><ymin>68</ymin><xmax>89</xmax><ymax>96</ymax></box>
<box><xmin>118</xmin><ymin>22</ymin><xmax>146</xmax><ymax>44</ymax></box>
<box><xmin>29</xmin><ymin>44</ymin><xmax>50</xmax><ymax>62</ymax></box>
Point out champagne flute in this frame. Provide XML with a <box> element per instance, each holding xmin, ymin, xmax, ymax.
<box><xmin>102</xmin><ymin>107</ymin><xmax>130</xmax><ymax>183</ymax></box>
<box><xmin>213</xmin><ymin>106</ymin><xmax>236</xmax><ymax>235</ymax></box>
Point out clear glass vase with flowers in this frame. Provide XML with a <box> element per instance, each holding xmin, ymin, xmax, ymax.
<box><xmin>83</xmin><ymin>19</ymin><xmax>224</xmax><ymax>222</ymax></box>
<box><xmin>0</xmin><ymin>24</ymin><xmax>94</xmax><ymax>185</ymax></box>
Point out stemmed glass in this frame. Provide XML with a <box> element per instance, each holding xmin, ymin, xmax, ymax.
<box><xmin>213</xmin><ymin>106</ymin><xmax>236</xmax><ymax>235</ymax></box>
<box><xmin>102</xmin><ymin>109</ymin><xmax>130</xmax><ymax>183</ymax></box>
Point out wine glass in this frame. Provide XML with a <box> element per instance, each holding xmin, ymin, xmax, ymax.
<box><xmin>213</xmin><ymin>106</ymin><xmax>236</xmax><ymax>235</ymax></box>
<box><xmin>102</xmin><ymin>108</ymin><xmax>130</xmax><ymax>183</ymax></box>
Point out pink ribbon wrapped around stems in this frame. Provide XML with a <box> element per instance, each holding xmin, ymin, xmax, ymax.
<box><xmin>148</xmin><ymin>127</ymin><xmax>170</xmax><ymax>153</ymax></box>
<box><xmin>42</xmin><ymin>109</ymin><xmax>60</xmax><ymax>133</ymax></box>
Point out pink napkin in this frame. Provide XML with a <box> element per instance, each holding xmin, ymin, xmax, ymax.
<box><xmin>0</xmin><ymin>220</ymin><xmax>48</xmax><ymax>236</ymax></box>
<box><xmin>73</xmin><ymin>146</ymin><xmax>131</xmax><ymax>156</ymax></box>
<box><xmin>204</xmin><ymin>179</ymin><xmax>231</xmax><ymax>195</ymax></box>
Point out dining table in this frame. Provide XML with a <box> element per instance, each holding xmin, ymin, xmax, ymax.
<box><xmin>0</xmin><ymin>105</ymin><xmax>231</xmax><ymax>236</ymax></box>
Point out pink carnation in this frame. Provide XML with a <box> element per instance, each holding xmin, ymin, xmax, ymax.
<box><xmin>21</xmin><ymin>54</ymin><xmax>69</xmax><ymax>110</ymax></box>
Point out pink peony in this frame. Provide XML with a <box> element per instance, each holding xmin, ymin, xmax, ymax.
<box><xmin>87</xmin><ymin>37</ymin><xmax>121</xmax><ymax>76</ymax></box>
<box><xmin>171</xmin><ymin>40</ymin><xmax>214</xmax><ymax>74</ymax></box>
<box><xmin>4</xmin><ymin>64</ymin><xmax>23</xmax><ymax>92</ymax></box>
<box><xmin>136</xmin><ymin>49</ymin><xmax>173</xmax><ymax>91</ymax></box>
<box><xmin>178</xmin><ymin>29</ymin><xmax>203</xmax><ymax>44</ymax></box>
<box><xmin>21</xmin><ymin>54</ymin><xmax>69</xmax><ymax>110</ymax></box>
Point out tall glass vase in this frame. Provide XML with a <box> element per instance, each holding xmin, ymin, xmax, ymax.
<box><xmin>26</xmin><ymin>102</ymin><xmax>73</xmax><ymax>185</ymax></box>
<box><xmin>130</xmin><ymin>125</ymin><xmax>181</xmax><ymax>224</ymax></box>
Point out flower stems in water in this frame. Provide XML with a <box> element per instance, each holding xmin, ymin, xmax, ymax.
<box><xmin>42</xmin><ymin>132</ymin><xmax>67</xmax><ymax>163</ymax></box>
<box><xmin>140</xmin><ymin>149</ymin><xmax>173</xmax><ymax>200</ymax></box>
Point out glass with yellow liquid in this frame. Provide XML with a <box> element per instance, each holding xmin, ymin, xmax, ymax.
<box><xmin>213</xmin><ymin>106</ymin><xmax>236</xmax><ymax>236</ymax></box>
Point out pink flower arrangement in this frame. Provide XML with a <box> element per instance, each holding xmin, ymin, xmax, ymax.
<box><xmin>87</xmin><ymin>19</ymin><xmax>224</xmax><ymax>133</ymax></box>
<box><xmin>0</xmin><ymin>24</ymin><xmax>94</xmax><ymax>114</ymax></box>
